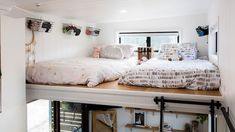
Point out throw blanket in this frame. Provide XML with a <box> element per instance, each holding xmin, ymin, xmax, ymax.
<box><xmin>119</xmin><ymin>59</ymin><xmax>220</xmax><ymax>90</ymax></box>
<box><xmin>27</xmin><ymin>57</ymin><xmax>136</xmax><ymax>87</ymax></box>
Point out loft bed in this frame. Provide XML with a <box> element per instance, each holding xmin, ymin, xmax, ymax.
<box><xmin>26</xmin><ymin>44</ymin><xmax>222</xmax><ymax>114</ymax></box>
<box><xmin>27</xmin><ymin>57</ymin><xmax>221</xmax><ymax>91</ymax></box>
<box><xmin>26</xmin><ymin>59</ymin><xmax>226</xmax><ymax>132</ymax></box>
<box><xmin>26</xmin><ymin>80</ymin><xmax>223</xmax><ymax>114</ymax></box>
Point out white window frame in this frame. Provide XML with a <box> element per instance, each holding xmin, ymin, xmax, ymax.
<box><xmin>117</xmin><ymin>30</ymin><xmax>181</xmax><ymax>51</ymax></box>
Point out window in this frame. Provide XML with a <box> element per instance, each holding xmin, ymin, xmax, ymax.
<box><xmin>119</xmin><ymin>31</ymin><xmax>180</xmax><ymax>51</ymax></box>
<box><xmin>119</xmin><ymin>36</ymin><xmax>146</xmax><ymax>48</ymax></box>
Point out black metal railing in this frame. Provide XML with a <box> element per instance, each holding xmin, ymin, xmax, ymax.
<box><xmin>154</xmin><ymin>96</ymin><xmax>235</xmax><ymax>132</ymax></box>
<box><xmin>221</xmin><ymin>107</ymin><xmax>235</xmax><ymax>132</ymax></box>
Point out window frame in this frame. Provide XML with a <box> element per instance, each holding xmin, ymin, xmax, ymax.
<box><xmin>215</xmin><ymin>32</ymin><xmax>218</xmax><ymax>54</ymax></box>
<box><xmin>118</xmin><ymin>31</ymin><xmax>180</xmax><ymax>52</ymax></box>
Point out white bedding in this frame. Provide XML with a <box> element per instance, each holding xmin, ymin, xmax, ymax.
<box><xmin>119</xmin><ymin>58</ymin><xmax>221</xmax><ymax>90</ymax></box>
<box><xmin>26</xmin><ymin>57</ymin><xmax>137</xmax><ymax>87</ymax></box>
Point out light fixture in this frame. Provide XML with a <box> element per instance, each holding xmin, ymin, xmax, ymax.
<box><xmin>36</xmin><ymin>3</ymin><xmax>41</xmax><ymax>7</ymax></box>
<box><xmin>120</xmin><ymin>9</ymin><xmax>127</xmax><ymax>13</ymax></box>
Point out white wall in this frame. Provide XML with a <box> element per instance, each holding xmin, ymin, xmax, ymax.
<box><xmin>25</xmin><ymin>13</ymin><xmax>97</xmax><ymax>62</ymax></box>
<box><xmin>96</xmin><ymin>14</ymin><xmax>208</xmax><ymax>57</ymax></box>
<box><xmin>208</xmin><ymin>0</ymin><xmax>235</xmax><ymax>124</ymax></box>
<box><xmin>0</xmin><ymin>16</ymin><xmax>26</xmax><ymax>132</ymax></box>
<box><xmin>208</xmin><ymin>0</ymin><xmax>220</xmax><ymax>65</ymax></box>
<box><xmin>27</xmin><ymin>100</ymin><xmax>50</xmax><ymax>132</ymax></box>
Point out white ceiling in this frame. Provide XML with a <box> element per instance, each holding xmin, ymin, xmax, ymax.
<box><xmin>1</xmin><ymin>0</ymin><xmax>211</xmax><ymax>23</ymax></box>
<box><xmin>0</xmin><ymin>0</ymin><xmax>49</xmax><ymax>7</ymax></box>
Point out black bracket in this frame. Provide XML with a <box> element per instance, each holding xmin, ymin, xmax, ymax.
<box><xmin>221</xmin><ymin>107</ymin><xmax>235</xmax><ymax>132</ymax></box>
<box><xmin>210</xmin><ymin>100</ymin><xmax>215</xmax><ymax>132</ymax></box>
<box><xmin>160</xmin><ymin>97</ymin><xmax>165</xmax><ymax>132</ymax></box>
<box><xmin>227</xmin><ymin>107</ymin><xmax>230</xmax><ymax>115</ymax></box>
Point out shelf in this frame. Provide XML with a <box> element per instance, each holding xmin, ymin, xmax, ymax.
<box><xmin>173</xmin><ymin>129</ymin><xmax>185</xmax><ymax>132</ymax></box>
<box><xmin>125</xmin><ymin>124</ymin><xmax>185</xmax><ymax>132</ymax></box>
<box><xmin>125</xmin><ymin>124</ymin><xmax>159</xmax><ymax>131</ymax></box>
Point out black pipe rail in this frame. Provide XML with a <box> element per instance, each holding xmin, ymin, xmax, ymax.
<box><xmin>221</xmin><ymin>107</ymin><xmax>235</xmax><ymax>132</ymax></box>
<box><xmin>154</xmin><ymin>96</ymin><xmax>235</xmax><ymax>132</ymax></box>
<box><xmin>154</xmin><ymin>96</ymin><xmax>222</xmax><ymax>132</ymax></box>
<box><xmin>53</xmin><ymin>101</ymin><xmax>60</xmax><ymax>132</ymax></box>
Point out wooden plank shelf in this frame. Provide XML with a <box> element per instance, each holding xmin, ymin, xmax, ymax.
<box><xmin>172</xmin><ymin>129</ymin><xmax>185</xmax><ymax>132</ymax></box>
<box><xmin>125</xmin><ymin>124</ymin><xmax>159</xmax><ymax>132</ymax></box>
<box><xmin>125</xmin><ymin>124</ymin><xmax>184</xmax><ymax>132</ymax></box>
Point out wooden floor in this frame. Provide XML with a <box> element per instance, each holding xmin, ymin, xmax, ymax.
<box><xmin>49</xmin><ymin>81</ymin><xmax>221</xmax><ymax>97</ymax></box>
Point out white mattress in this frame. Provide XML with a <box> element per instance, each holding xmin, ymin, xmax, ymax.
<box><xmin>26</xmin><ymin>57</ymin><xmax>137</xmax><ymax>87</ymax></box>
<box><xmin>119</xmin><ymin>58</ymin><xmax>221</xmax><ymax>90</ymax></box>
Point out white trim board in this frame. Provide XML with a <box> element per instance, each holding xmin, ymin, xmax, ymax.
<box><xmin>26</xmin><ymin>84</ymin><xmax>224</xmax><ymax>114</ymax></box>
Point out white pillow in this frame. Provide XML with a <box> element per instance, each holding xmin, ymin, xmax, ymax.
<box><xmin>178</xmin><ymin>43</ymin><xmax>197</xmax><ymax>60</ymax></box>
<box><xmin>116</xmin><ymin>45</ymin><xmax>134</xmax><ymax>58</ymax></box>
<box><xmin>100</xmin><ymin>45</ymin><xmax>124</xmax><ymax>59</ymax></box>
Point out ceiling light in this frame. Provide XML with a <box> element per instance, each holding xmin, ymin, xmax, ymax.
<box><xmin>120</xmin><ymin>9</ymin><xmax>127</xmax><ymax>13</ymax></box>
<box><xmin>36</xmin><ymin>3</ymin><xmax>41</xmax><ymax>7</ymax></box>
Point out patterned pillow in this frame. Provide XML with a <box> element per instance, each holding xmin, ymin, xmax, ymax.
<box><xmin>158</xmin><ymin>44</ymin><xmax>182</xmax><ymax>61</ymax></box>
<box><xmin>178</xmin><ymin>43</ymin><xmax>197</xmax><ymax>60</ymax></box>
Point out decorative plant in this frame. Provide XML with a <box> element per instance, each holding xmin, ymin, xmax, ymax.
<box><xmin>184</xmin><ymin>123</ymin><xmax>191</xmax><ymax>132</ymax></box>
<box><xmin>61</xmin><ymin>102</ymin><xmax>80</xmax><ymax>112</ymax></box>
<box><xmin>191</xmin><ymin>120</ymin><xmax>199</xmax><ymax>132</ymax></box>
<box><xmin>196</xmin><ymin>114</ymin><xmax>208</xmax><ymax>124</ymax></box>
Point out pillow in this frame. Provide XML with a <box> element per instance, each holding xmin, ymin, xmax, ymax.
<box><xmin>178</xmin><ymin>43</ymin><xmax>197</xmax><ymax>60</ymax></box>
<box><xmin>158</xmin><ymin>44</ymin><xmax>182</xmax><ymax>61</ymax></box>
<box><xmin>116</xmin><ymin>45</ymin><xmax>135</xmax><ymax>58</ymax></box>
<box><xmin>92</xmin><ymin>47</ymin><xmax>101</xmax><ymax>58</ymax></box>
<box><xmin>100</xmin><ymin>45</ymin><xmax>124</xmax><ymax>59</ymax></box>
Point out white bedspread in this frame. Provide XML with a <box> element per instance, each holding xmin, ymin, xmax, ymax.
<box><xmin>119</xmin><ymin>58</ymin><xmax>221</xmax><ymax>90</ymax></box>
<box><xmin>27</xmin><ymin>57</ymin><xmax>136</xmax><ymax>87</ymax></box>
